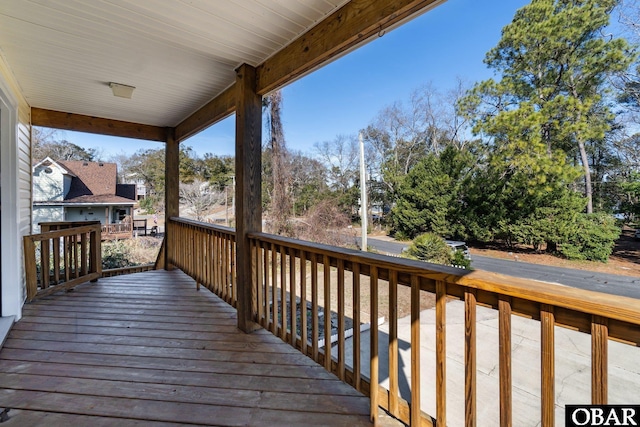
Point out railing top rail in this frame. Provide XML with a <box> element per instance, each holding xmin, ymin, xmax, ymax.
<box><xmin>26</xmin><ymin>224</ymin><xmax>102</xmax><ymax>242</ymax></box>
<box><xmin>170</xmin><ymin>216</ymin><xmax>236</xmax><ymax>235</ymax></box>
<box><xmin>248</xmin><ymin>231</ymin><xmax>640</xmax><ymax>327</ymax></box>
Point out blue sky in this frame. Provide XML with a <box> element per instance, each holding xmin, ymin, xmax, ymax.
<box><xmin>63</xmin><ymin>0</ymin><xmax>532</xmax><ymax>159</ymax></box>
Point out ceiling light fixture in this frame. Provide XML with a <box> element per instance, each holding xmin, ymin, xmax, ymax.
<box><xmin>109</xmin><ymin>82</ymin><xmax>135</xmax><ymax>99</ymax></box>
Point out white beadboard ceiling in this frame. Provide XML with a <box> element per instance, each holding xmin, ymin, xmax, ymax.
<box><xmin>0</xmin><ymin>0</ymin><xmax>349</xmax><ymax>128</ymax></box>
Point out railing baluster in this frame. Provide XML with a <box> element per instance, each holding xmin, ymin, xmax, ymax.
<box><xmin>436</xmin><ymin>280</ymin><xmax>447</xmax><ymax>426</ymax></box>
<box><xmin>465</xmin><ymin>288</ymin><xmax>477</xmax><ymax>427</ymax></box>
<box><xmin>209</xmin><ymin>231</ymin><xmax>214</xmax><ymax>291</ymax></box>
<box><xmin>195</xmin><ymin>229</ymin><xmax>202</xmax><ymax>289</ymax></box>
<box><xmin>353</xmin><ymin>262</ymin><xmax>361</xmax><ymax>391</ymax></box>
<box><xmin>591</xmin><ymin>315</ymin><xmax>608</xmax><ymax>405</ymax></box>
<box><xmin>499</xmin><ymin>296</ymin><xmax>512</xmax><ymax>427</ymax></box>
<box><xmin>80</xmin><ymin>232</ymin><xmax>88</xmax><ymax>276</ymax></box>
<box><xmin>264</xmin><ymin>242</ymin><xmax>271</xmax><ymax>329</ymax></box>
<box><xmin>410</xmin><ymin>274</ymin><xmax>421</xmax><ymax>426</ymax></box>
<box><xmin>337</xmin><ymin>258</ymin><xmax>345</xmax><ymax>381</ymax></box>
<box><xmin>256</xmin><ymin>240</ymin><xmax>264</xmax><ymax>325</ymax></box>
<box><xmin>389</xmin><ymin>269</ymin><xmax>399</xmax><ymax>416</ymax></box>
<box><xmin>323</xmin><ymin>254</ymin><xmax>332</xmax><ymax>372</ymax></box>
<box><xmin>541</xmin><ymin>304</ymin><xmax>555</xmax><ymax>427</ymax></box>
<box><xmin>207</xmin><ymin>231</ymin><xmax>213</xmax><ymax>292</ymax></box>
<box><xmin>53</xmin><ymin>235</ymin><xmax>60</xmax><ymax>284</ymax></box>
<box><xmin>211</xmin><ymin>232</ymin><xmax>220</xmax><ymax>301</ymax></box>
<box><xmin>300</xmin><ymin>250</ymin><xmax>308</xmax><ymax>356</ymax></box>
<box><xmin>64</xmin><ymin>235</ymin><xmax>70</xmax><ymax>283</ymax></box>
<box><xmin>311</xmin><ymin>254</ymin><xmax>319</xmax><ymax>362</ymax></box>
<box><xmin>221</xmin><ymin>232</ymin><xmax>226</xmax><ymax>295</ymax></box>
<box><xmin>280</xmin><ymin>245</ymin><xmax>287</xmax><ymax>341</ymax></box>
<box><xmin>219</xmin><ymin>231</ymin><xmax>225</xmax><ymax>301</ymax></box>
<box><xmin>224</xmin><ymin>232</ymin><xmax>233</xmax><ymax>304</ymax></box>
<box><xmin>73</xmin><ymin>233</ymin><xmax>79</xmax><ymax>278</ymax></box>
<box><xmin>271</xmin><ymin>242</ymin><xmax>278</xmax><ymax>335</ymax></box>
<box><xmin>289</xmin><ymin>246</ymin><xmax>297</xmax><ymax>347</ymax></box>
<box><xmin>370</xmin><ymin>265</ymin><xmax>379</xmax><ymax>424</ymax></box>
<box><xmin>232</xmin><ymin>237</ymin><xmax>237</xmax><ymax>306</ymax></box>
<box><xmin>23</xmin><ymin>237</ymin><xmax>37</xmax><ymax>301</ymax></box>
<box><xmin>223</xmin><ymin>233</ymin><xmax>228</xmax><ymax>297</ymax></box>
<box><xmin>41</xmin><ymin>236</ymin><xmax>50</xmax><ymax>289</ymax></box>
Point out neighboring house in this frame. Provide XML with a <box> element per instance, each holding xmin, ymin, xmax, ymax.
<box><xmin>32</xmin><ymin>157</ymin><xmax>136</xmax><ymax>234</ymax></box>
<box><xmin>123</xmin><ymin>173</ymin><xmax>148</xmax><ymax>201</ymax></box>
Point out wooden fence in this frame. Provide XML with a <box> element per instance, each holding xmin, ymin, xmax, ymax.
<box><xmin>24</xmin><ymin>222</ymin><xmax>102</xmax><ymax>301</ymax></box>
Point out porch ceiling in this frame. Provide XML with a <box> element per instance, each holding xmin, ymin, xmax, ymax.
<box><xmin>0</xmin><ymin>0</ymin><xmax>348</xmax><ymax>128</ymax></box>
<box><xmin>0</xmin><ymin>1</ymin><xmax>446</xmax><ymax>140</ymax></box>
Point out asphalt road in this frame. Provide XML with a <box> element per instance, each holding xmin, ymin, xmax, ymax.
<box><xmin>365</xmin><ymin>237</ymin><xmax>640</xmax><ymax>299</ymax></box>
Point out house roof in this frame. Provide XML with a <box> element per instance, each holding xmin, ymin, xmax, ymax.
<box><xmin>54</xmin><ymin>160</ymin><xmax>136</xmax><ymax>204</ymax></box>
<box><xmin>33</xmin><ymin>157</ymin><xmax>76</xmax><ymax>177</ymax></box>
<box><xmin>60</xmin><ymin>161</ymin><xmax>117</xmax><ymax>199</ymax></box>
<box><xmin>0</xmin><ymin>1</ymin><xmax>444</xmax><ymax>141</ymax></box>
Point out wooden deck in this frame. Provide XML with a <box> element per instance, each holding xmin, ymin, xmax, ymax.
<box><xmin>0</xmin><ymin>269</ymin><xmax>378</xmax><ymax>426</ymax></box>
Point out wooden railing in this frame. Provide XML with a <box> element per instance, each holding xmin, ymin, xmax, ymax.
<box><xmin>24</xmin><ymin>223</ymin><xmax>102</xmax><ymax>301</ymax></box>
<box><xmin>247</xmin><ymin>232</ymin><xmax>640</xmax><ymax>427</ymax></box>
<box><xmin>101</xmin><ymin>222</ymin><xmax>133</xmax><ymax>239</ymax></box>
<box><xmin>167</xmin><ymin>219</ymin><xmax>640</xmax><ymax>426</ymax></box>
<box><xmin>167</xmin><ymin>218</ymin><xmax>237</xmax><ymax>307</ymax></box>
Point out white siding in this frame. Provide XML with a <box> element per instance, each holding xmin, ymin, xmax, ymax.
<box><xmin>33</xmin><ymin>206</ymin><xmax>63</xmax><ymax>233</ymax></box>
<box><xmin>33</xmin><ymin>164</ymin><xmax>65</xmax><ymax>201</ymax></box>
<box><xmin>66</xmin><ymin>207</ymin><xmax>105</xmax><ymax>224</ymax></box>
<box><xmin>0</xmin><ymin>52</ymin><xmax>31</xmax><ymax>319</ymax></box>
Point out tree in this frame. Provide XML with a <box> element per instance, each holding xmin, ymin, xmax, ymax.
<box><xmin>196</xmin><ymin>154</ymin><xmax>234</xmax><ymax>190</ymax></box>
<box><xmin>390</xmin><ymin>146</ymin><xmax>476</xmax><ymax>239</ymax></box>
<box><xmin>263</xmin><ymin>90</ymin><xmax>293</xmax><ymax>235</ymax></box>
<box><xmin>288</xmin><ymin>151</ymin><xmax>329</xmax><ymax>216</ymax></box>
<box><xmin>121</xmin><ymin>148</ymin><xmax>166</xmax><ymax>197</ymax></box>
<box><xmin>462</xmin><ymin>0</ymin><xmax>634</xmax><ymax>213</ymax></box>
<box><xmin>33</xmin><ymin>127</ymin><xmax>99</xmax><ymax>162</ymax></box>
<box><xmin>362</xmin><ymin>83</ymin><xmax>473</xmax><ymax>218</ymax></box>
<box><xmin>179</xmin><ymin>180</ymin><xmax>225</xmax><ymax>221</ymax></box>
<box><xmin>616</xmin><ymin>0</ymin><xmax>640</xmax><ymax>119</ymax></box>
<box><xmin>314</xmin><ymin>135</ymin><xmax>360</xmax><ymax>212</ymax></box>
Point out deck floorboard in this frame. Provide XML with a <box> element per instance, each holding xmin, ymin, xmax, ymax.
<box><xmin>0</xmin><ymin>269</ymin><xmax>374</xmax><ymax>426</ymax></box>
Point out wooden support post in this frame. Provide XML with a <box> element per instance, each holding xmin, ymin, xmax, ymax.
<box><xmin>235</xmin><ymin>63</ymin><xmax>262</xmax><ymax>333</ymax></box>
<box><xmin>165</xmin><ymin>128</ymin><xmax>179</xmax><ymax>270</ymax></box>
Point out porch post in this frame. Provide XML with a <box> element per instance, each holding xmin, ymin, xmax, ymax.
<box><xmin>165</xmin><ymin>127</ymin><xmax>179</xmax><ymax>270</ymax></box>
<box><xmin>235</xmin><ymin>63</ymin><xmax>262</xmax><ymax>333</ymax></box>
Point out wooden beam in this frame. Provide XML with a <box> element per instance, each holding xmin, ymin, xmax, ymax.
<box><xmin>164</xmin><ymin>128</ymin><xmax>179</xmax><ymax>270</ymax></box>
<box><xmin>31</xmin><ymin>108</ymin><xmax>167</xmax><ymax>142</ymax></box>
<box><xmin>256</xmin><ymin>0</ymin><xmax>446</xmax><ymax>95</ymax></box>
<box><xmin>174</xmin><ymin>85</ymin><xmax>236</xmax><ymax>143</ymax></box>
<box><xmin>234</xmin><ymin>64</ymin><xmax>262</xmax><ymax>333</ymax></box>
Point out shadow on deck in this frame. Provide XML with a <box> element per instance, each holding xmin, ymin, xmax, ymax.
<box><xmin>0</xmin><ymin>269</ymin><xmax>376</xmax><ymax>426</ymax></box>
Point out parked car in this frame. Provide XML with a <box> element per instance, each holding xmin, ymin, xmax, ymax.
<box><xmin>445</xmin><ymin>240</ymin><xmax>471</xmax><ymax>260</ymax></box>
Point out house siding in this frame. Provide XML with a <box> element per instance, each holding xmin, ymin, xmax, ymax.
<box><xmin>33</xmin><ymin>205</ymin><xmax>64</xmax><ymax>232</ymax></box>
<box><xmin>33</xmin><ymin>163</ymin><xmax>66</xmax><ymax>201</ymax></box>
<box><xmin>0</xmin><ymin>53</ymin><xmax>31</xmax><ymax>319</ymax></box>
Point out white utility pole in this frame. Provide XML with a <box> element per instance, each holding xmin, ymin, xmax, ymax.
<box><xmin>359</xmin><ymin>132</ymin><xmax>368</xmax><ymax>252</ymax></box>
